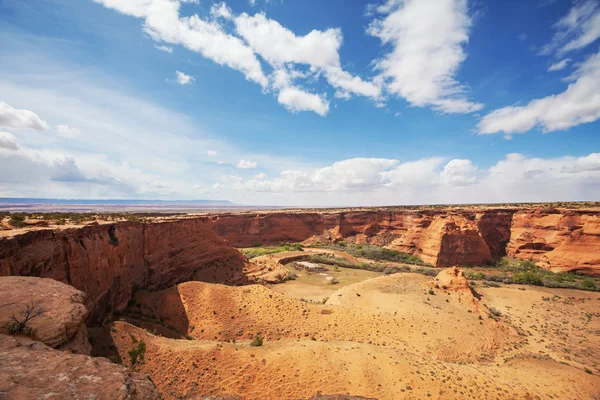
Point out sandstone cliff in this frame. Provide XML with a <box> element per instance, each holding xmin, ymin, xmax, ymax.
<box><xmin>507</xmin><ymin>209</ymin><xmax>600</xmax><ymax>274</ymax></box>
<box><xmin>0</xmin><ymin>219</ymin><xmax>248</xmax><ymax>323</ymax></box>
<box><xmin>210</xmin><ymin>208</ymin><xmax>598</xmax><ymax>273</ymax></box>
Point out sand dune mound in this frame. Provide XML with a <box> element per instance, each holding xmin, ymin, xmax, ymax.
<box><xmin>97</xmin><ymin>321</ymin><xmax>599</xmax><ymax>400</ymax></box>
<box><xmin>128</xmin><ymin>276</ymin><xmax>520</xmax><ymax>364</ymax></box>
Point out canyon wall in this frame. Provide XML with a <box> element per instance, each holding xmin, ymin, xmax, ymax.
<box><xmin>0</xmin><ymin>207</ymin><xmax>598</xmax><ymax>315</ymax></box>
<box><xmin>507</xmin><ymin>209</ymin><xmax>600</xmax><ymax>274</ymax></box>
<box><xmin>0</xmin><ymin>219</ymin><xmax>248</xmax><ymax>323</ymax></box>
<box><xmin>210</xmin><ymin>210</ymin><xmax>515</xmax><ymax>267</ymax></box>
<box><xmin>210</xmin><ymin>208</ymin><xmax>599</xmax><ymax>273</ymax></box>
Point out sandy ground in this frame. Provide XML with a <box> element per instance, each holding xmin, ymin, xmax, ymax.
<box><xmin>91</xmin><ymin>261</ymin><xmax>600</xmax><ymax>400</ymax></box>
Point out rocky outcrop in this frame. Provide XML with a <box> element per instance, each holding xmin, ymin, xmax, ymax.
<box><xmin>0</xmin><ymin>276</ymin><xmax>91</xmax><ymax>354</ymax></box>
<box><xmin>211</xmin><ymin>210</ymin><xmax>515</xmax><ymax>268</ymax></box>
<box><xmin>507</xmin><ymin>209</ymin><xmax>600</xmax><ymax>274</ymax></box>
<box><xmin>0</xmin><ymin>219</ymin><xmax>249</xmax><ymax>324</ymax></box>
<box><xmin>0</xmin><ymin>334</ymin><xmax>160</xmax><ymax>399</ymax></box>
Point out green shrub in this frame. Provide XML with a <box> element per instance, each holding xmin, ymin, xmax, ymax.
<box><xmin>250</xmin><ymin>334</ymin><xmax>263</xmax><ymax>347</ymax></box>
<box><xmin>582</xmin><ymin>278</ymin><xmax>596</xmax><ymax>289</ymax></box>
<box><xmin>513</xmin><ymin>271</ymin><xmax>543</xmax><ymax>286</ymax></box>
<box><xmin>128</xmin><ymin>339</ymin><xmax>146</xmax><ymax>365</ymax></box>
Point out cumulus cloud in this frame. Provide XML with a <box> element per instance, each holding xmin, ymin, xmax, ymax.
<box><xmin>540</xmin><ymin>0</ymin><xmax>600</xmax><ymax>56</ymax></box>
<box><xmin>548</xmin><ymin>58</ymin><xmax>571</xmax><ymax>72</ymax></box>
<box><xmin>155</xmin><ymin>44</ymin><xmax>173</xmax><ymax>53</ymax></box>
<box><xmin>277</xmin><ymin>87</ymin><xmax>329</xmax><ymax>116</ymax></box>
<box><xmin>175</xmin><ymin>71</ymin><xmax>194</xmax><ymax>85</ymax></box>
<box><xmin>56</xmin><ymin>124</ymin><xmax>80</xmax><ymax>138</ymax></box>
<box><xmin>237</xmin><ymin>159</ymin><xmax>258</xmax><ymax>169</ymax></box>
<box><xmin>94</xmin><ymin>0</ymin><xmax>268</xmax><ymax>88</ymax></box>
<box><xmin>207</xmin><ymin>150</ymin><xmax>217</xmax><ymax>156</ymax></box>
<box><xmin>234</xmin><ymin>12</ymin><xmax>382</xmax><ymax>108</ymax></box>
<box><xmin>441</xmin><ymin>159</ymin><xmax>478</xmax><ymax>186</ymax></box>
<box><xmin>367</xmin><ymin>0</ymin><xmax>482</xmax><ymax>114</ymax></box>
<box><xmin>253</xmin><ymin>172</ymin><xmax>267</xmax><ymax>179</ymax></box>
<box><xmin>0</xmin><ymin>101</ymin><xmax>48</xmax><ymax>131</ymax></box>
<box><xmin>210</xmin><ymin>2</ymin><xmax>233</xmax><ymax>20</ymax></box>
<box><xmin>216</xmin><ymin>153</ymin><xmax>600</xmax><ymax>205</ymax></box>
<box><xmin>478</xmin><ymin>50</ymin><xmax>600</xmax><ymax>137</ymax></box>
<box><xmin>0</xmin><ymin>131</ymin><xmax>19</xmax><ymax>151</ymax></box>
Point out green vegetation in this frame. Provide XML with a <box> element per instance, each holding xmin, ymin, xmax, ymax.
<box><xmin>250</xmin><ymin>334</ymin><xmax>263</xmax><ymax>347</ymax></box>
<box><xmin>240</xmin><ymin>242</ymin><xmax>304</xmax><ymax>259</ymax></box>
<box><xmin>128</xmin><ymin>338</ymin><xmax>146</xmax><ymax>365</ymax></box>
<box><xmin>314</xmin><ymin>243</ymin><xmax>427</xmax><ymax>266</ymax></box>
<box><xmin>303</xmin><ymin>254</ymin><xmax>438</xmax><ymax>277</ymax></box>
<box><xmin>462</xmin><ymin>257</ymin><xmax>600</xmax><ymax>292</ymax></box>
<box><xmin>8</xmin><ymin>213</ymin><xmax>26</xmax><ymax>227</ymax></box>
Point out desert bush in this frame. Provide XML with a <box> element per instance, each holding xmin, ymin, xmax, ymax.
<box><xmin>250</xmin><ymin>334</ymin><xmax>263</xmax><ymax>347</ymax></box>
<box><xmin>329</xmin><ymin>277</ymin><xmax>339</xmax><ymax>285</ymax></box>
<box><xmin>128</xmin><ymin>339</ymin><xmax>146</xmax><ymax>365</ymax></box>
<box><xmin>513</xmin><ymin>271</ymin><xmax>543</xmax><ymax>286</ymax></box>
<box><xmin>2</xmin><ymin>301</ymin><xmax>46</xmax><ymax>336</ymax></box>
<box><xmin>582</xmin><ymin>278</ymin><xmax>596</xmax><ymax>289</ymax></box>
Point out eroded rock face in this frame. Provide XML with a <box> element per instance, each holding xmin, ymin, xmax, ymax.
<box><xmin>0</xmin><ymin>219</ymin><xmax>249</xmax><ymax>324</ymax></box>
<box><xmin>211</xmin><ymin>210</ymin><xmax>515</xmax><ymax>268</ymax></box>
<box><xmin>0</xmin><ymin>334</ymin><xmax>160</xmax><ymax>399</ymax></box>
<box><xmin>0</xmin><ymin>276</ymin><xmax>90</xmax><ymax>354</ymax></box>
<box><xmin>507</xmin><ymin>209</ymin><xmax>600</xmax><ymax>274</ymax></box>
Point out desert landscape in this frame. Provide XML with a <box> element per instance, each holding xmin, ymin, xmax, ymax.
<box><xmin>0</xmin><ymin>203</ymin><xmax>599</xmax><ymax>399</ymax></box>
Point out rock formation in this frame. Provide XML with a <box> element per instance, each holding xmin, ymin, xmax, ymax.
<box><xmin>507</xmin><ymin>209</ymin><xmax>600</xmax><ymax>274</ymax></box>
<box><xmin>0</xmin><ymin>276</ymin><xmax>91</xmax><ymax>354</ymax></box>
<box><xmin>0</xmin><ymin>219</ymin><xmax>249</xmax><ymax>323</ymax></box>
<box><xmin>0</xmin><ymin>276</ymin><xmax>161</xmax><ymax>399</ymax></box>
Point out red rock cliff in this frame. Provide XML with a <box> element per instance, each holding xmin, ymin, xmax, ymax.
<box><xmin>0</xmin><ymin>219</ymin><xmax>248</xmax><ymax>323</ymax></box>
<box><xmin>211</xmin><ymin>210</ymin><xmax>514</xmax><ymax>267</ymax></box>
<box><xmin>507</xmin><ymin>209</ymin><xmax>600</xmax><ymax>274</ymax></box>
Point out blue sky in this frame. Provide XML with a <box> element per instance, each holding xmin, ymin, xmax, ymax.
<box><xmin>0</xmin><ymin>0</ymin><xmax>598</xmax><ymax>206</ymax></box>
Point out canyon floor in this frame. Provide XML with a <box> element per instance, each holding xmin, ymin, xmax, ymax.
<box><xmin>87</xmin><ymin>248</ymin><xmax>600</xmax><ymax>400</ymax></box>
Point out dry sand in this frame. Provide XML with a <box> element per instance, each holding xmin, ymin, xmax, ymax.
<box><xmin>91</xmin><ymin>265</ymin><xmax>600</xmax><ymax>399</ymax></box>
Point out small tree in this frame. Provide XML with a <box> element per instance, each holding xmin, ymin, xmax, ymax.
<box><xmin>3</xmin><ymin>301</ymin><xmax>46</xmax><ymax>336</ymax></box>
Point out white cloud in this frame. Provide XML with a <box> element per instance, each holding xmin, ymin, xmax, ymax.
<box><xmin>548</xmin><ymin>58</ymin><xmax>571</xmax><ymax>71</ymax></box>
<box><xmin>0</xmin><ymin>131</ymin><xmax>19</xmax><ymax>151</ymax></box>
<box><xmin>253</xmin><ymin>172</ymin><xmax>267</xmax><ymax>179</ymax></box>
<box><xmin>154</xmin><ymin>44</ymin><xmax>173</xmax><ymax>53</ymax></box>
<box><xmin>210</xmin><ymin>2</ymin><xmax>233</xmax><ymax>20</ymax></box>
<box><xmin>175</xmin><ymin>71</ymin><xmax>194</xmax><ymax>85</ymax></box>
<box><xmin>56</xmin><ymin>124</ymin><xmax>80</xmax><ymax>138</ymax></box>
<box><xmin>367</xmin><ymin>0</ymin><xmax>483</xmax><ymax>114</ymax></box>
<box><xmin>441</xmin><ymin>159</ymin><xmax>478</xmax><ymax>186</ymax></box>
<box><xmin>237</xmin><ymin>159</ymin><xmax>258</xmax><ymax>169</ymax></box>
<box><xmin>207</xmin><ymin>150</ymin><xmax>217</xmax><ymax>156</ymax></box>
<box><xmin>277</xmin><ymin>87</ymin><xmax>329</xmax><ymax>116</ymax></box>
<box><xmin>478</xmin><ymin>50</ymin><xmax>600</xmax><ymax>137</ymax></box>
<box><xmin>249</xmin><ymin>0</ymin><xmax>256</xmax><ymax>5</ymax></box>
<box><xmin>235</xmin><ymin>12</ymin><xmax>382</xmax><ymax>104</ymax></box>
<box><xmin>94</xmin><ymin>0</ymin><xmax>268</xmax><ymax>88</ymax></box>
<box><xmin>0</xmin><ymin>101</ymin><xmax>48</xmax><ymax>131</ymax></box>
<box><xmin>540</xmin><ymin>0</ymin><xmax>600</xmax><ymax>56</ymax></box>
<box><xmin>217</xmin><ymin>153</ymin><xmax>600</xmax><ymax>205</ymax></box>
<box><xmin>235</xmin><ymin>13</ymin><xmax>342</xmax><ymax>68</ymax></box>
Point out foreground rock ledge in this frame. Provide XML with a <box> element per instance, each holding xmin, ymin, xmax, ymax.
<box><xmin>0</xmin><ymin>334</ymin><xmax>160</xmax><ymax>399</ymax></box>
<box><xmin>0</xmin><ymin>276</ymin><xmax>91</xmax><ymax>354</ymax></box>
